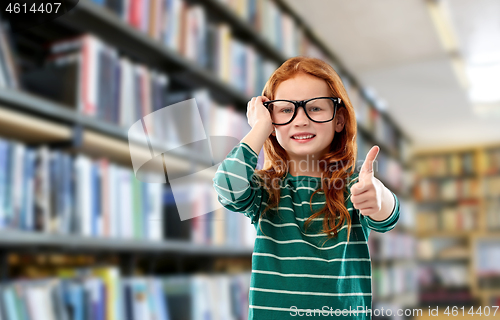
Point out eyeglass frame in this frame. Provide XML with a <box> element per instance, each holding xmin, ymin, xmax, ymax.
<box><xmin>262</xmin><ymin>97</ymin><xmax>342</xmax><ymax>125</ymax></box>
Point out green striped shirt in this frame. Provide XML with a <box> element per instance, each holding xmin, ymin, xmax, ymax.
<box><xmin>213</xmin><ymin>142</ymin><xmax>400</xmax><ymax>319</ymax></box>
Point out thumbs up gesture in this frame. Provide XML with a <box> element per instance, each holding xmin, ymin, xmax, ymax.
<box><xmin>350</xmin><ymin>146</ymin><xmax>395</xmax><ymax>221</ymax></box>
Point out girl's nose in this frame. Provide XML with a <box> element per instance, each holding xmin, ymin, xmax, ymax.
<box><xmin>293</xmin><ymin>107</ymin><xmax>310</xmax><ymax>125</ymax></box>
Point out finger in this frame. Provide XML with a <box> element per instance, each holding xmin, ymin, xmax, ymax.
<box><xmin>360</xmin><ymin>146</ymin><xmax>379</xmax><ymax>175</ymax></box>
<box><xmin>351</xmin><ymin>193</ymin><xmax>371</xmax><ymax>204</ymax></box>
<box><xmin>350</xmin><ymin>182</ymin><xmax>368</xmax><ymax>196</ymax></box>
<box><xmin>256</xmin><ymin>96</ymin><xmax>269</xmax><ymax>106</ymax></box>
<box><xmin>352</xmin><ymin>201</ymin><xmax>372</xmax><ymax>210</ymax></box>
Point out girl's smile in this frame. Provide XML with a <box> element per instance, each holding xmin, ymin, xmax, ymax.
<box><xmin>290</xmin><ymin>132</ymin><xmax>316</xmax><ymax>143</ymax></box>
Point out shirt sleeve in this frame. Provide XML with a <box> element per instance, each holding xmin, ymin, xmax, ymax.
<box><xmin>212</xmin><ymin>142</ymin><xmax>267</xmax><ymax>224</ymax></box>
<box><xmin>361</xmin><ymin>191</ymin><xmax>400</xmax><ymax>233</ymax></box>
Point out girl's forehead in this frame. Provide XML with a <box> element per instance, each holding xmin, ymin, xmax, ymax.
<box><xmin>275</xmin><ymin>74</ymin><xmax>330</xmax><ymax>99</ymax></box>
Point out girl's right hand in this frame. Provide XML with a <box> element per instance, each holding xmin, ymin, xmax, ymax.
<box><xmin>246</xmin><ymin>96</ymin><xmax>274</xmax><ymax>136</ymax></box>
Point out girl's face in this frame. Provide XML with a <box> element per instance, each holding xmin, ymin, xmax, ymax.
<box><xmin>272</xmin><ymin>73</ymin><xmax>345</xmax><ymax>162</ymax></box>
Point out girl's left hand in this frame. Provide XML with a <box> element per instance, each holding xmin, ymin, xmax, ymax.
<box><xmin>350</xmin><ymin>146</ymin><xmax>386</xmax><ymax>217</ymax></box>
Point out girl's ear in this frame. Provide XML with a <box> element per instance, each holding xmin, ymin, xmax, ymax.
<box><xmin>334</xmin><ymin>109</ymin><xmax>346</xmax><ymax>133</ymax></box>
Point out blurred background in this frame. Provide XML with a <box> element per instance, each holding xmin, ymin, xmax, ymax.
<box><xmin>0</xmin><ymin>0</ymin><xmax>498</xmax><ymax>319</ymax></box>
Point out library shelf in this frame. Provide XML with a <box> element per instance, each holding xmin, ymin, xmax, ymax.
<box><xmin>0</xmin><ymin>96</ymin><xmax>215</xmax><ymax>179</ymax></box>
<box><xmin>0</xmin><ymin>230</ymin><xmax>253</xmax><ymax>256</ymax></box>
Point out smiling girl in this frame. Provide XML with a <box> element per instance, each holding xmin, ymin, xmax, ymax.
<box><xmin>213</xmin><ymin>56</ymin><xmax>399</xmax><ymax>319</ymax></box>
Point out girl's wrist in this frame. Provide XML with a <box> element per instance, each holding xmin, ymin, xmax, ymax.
<box><xmin>254</xmin><ymin>120</ymin><xmax>274</xmax><ymax>136</ymax></box>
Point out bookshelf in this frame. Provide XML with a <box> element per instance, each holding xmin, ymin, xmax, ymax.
<box><xmin>413</xmin><ymin>143</ymin><xmax>500</xmax><ymax>311</ymax></box>
<box><xmin>0</xmin><ymin>0</ymin><xmax>414</xmax><ymax>318</ymax></box>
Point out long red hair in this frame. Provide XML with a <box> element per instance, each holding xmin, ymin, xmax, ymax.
<box><xmin>254</xmin><ymin>56</ymin><xmax>358</xmax><ymax>244</ymax></box>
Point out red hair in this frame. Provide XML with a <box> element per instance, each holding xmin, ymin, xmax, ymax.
<box><xmin>254</xmin><ymin>56</ymin><xmax>358</xmax><ymax>244</ymax></box>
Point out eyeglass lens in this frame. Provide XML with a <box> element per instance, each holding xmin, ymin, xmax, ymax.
<box><xmin>268</xmin><ymin>98</ymin><xmax>335</xmax><ymax>124</ymax></box>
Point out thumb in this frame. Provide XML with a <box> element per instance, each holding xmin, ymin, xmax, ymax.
<box><xmin>360</xmin><ymin>146</ymin><xmax>379</xmax><ymax>177</ymax></box>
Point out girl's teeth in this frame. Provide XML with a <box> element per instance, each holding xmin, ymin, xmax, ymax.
<box><xmin>294</xmin><ymin>135</ymin><xmax>314</xmax><ymax>140</ymax></box>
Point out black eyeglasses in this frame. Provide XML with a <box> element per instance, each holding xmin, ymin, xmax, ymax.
<box><xmin>263</xmin><ymin>97</ymin><xmax>341</xmax><ymax>125</ymax></box>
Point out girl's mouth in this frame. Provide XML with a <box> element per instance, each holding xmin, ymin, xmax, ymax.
<box><xmin>291</xmin><ymin>134</ymin><xmax>316</xmax><ymax>142</ymax></box>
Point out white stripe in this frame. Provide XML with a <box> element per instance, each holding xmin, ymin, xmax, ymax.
<box><xmin>213</xmin><ymin>183</ymin><xmax>249</xmax><ymax>194</ymax></box>
<box><xmin>241</xmin><ymin>143</ymin><xmax>258</xmax><ymax>157</ymax></box>
<box><xmin>216</xmin><ymin>170</ymin><xmax>250</xmax><ymax>183</ymax></box>
<box><xmin>250</xmin><ymin>287</ymin><xmax>371</xmax><ymax>297</ymax></box>
<box><xmin>282</xmin><ymin>185</ymin><xmax>324</xmax><ymax>193</ymax></box>
<box><xmin>224</xmin><ymin>157</ymin><xmax>253</xmax><ymax>169</ymax></box>
<box><xmin>260</xmin><ymin>219</ymin><xmax>362</xmax><ymax>237</ymax></box>
<box><xmin>256</xmin><ymin>236</ymin><xmax>366</xmax><ymax>250</ymax></box>
<box><xmin>249</xmin><ymin>305</ymin><xmax>371</xmax><ymax>314</ymax></box>
<box><xmin>261</xmin><ymin>203</ymin><xmax>295</xmax><ymax>212</ymax></box>
<box><xmin>262</xmin><ymin>203</ymin><xmax>352</xmax><ymax>216</ymax></box>
<box><xmin>215</xmin><ymin>190</ymin><xmax>237</xmax><ymax>205</ymax></box>
<box><xmin>290</xmin><ymin>200</ymin><xmax>326</xmax><ymax>206</ymax></box>
<box><xmin>252</xmin><ymin>269</ymin><xmax>370</xmax><ymax>279</ymax></box>
<box><xmin>253</xmin><ymin>252</ymin><xmax>370</xmax><ymax>263</ymax></box>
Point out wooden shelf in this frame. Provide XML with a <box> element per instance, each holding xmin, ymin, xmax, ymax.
<box><xmin>415</xmin><ymin>231</ymin><xmax>475</xmax><ymax>238</ymax></box>
<box><xmin>0</xmin><ymin>104</ymin><xmax>216</xmax><ymax>181</ymax></box>
<box><xmin>0</xmin><ymin>230</ymin><xmax>253</xmax><ymax>256</ymax></box>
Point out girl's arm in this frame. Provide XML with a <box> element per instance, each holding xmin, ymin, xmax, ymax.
<box><xmin>212</xmin><ymin>96</ymin><xmax>273</xmax><ymax>224</ymax></box>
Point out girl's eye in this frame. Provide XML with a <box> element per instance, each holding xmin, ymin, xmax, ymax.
<box><xmin>281</xmin><ymin>108</ymin><xmax>293</xmax><ymax>113</ymax></box>
<box><xmin>309</xmin><ymin>107</ymin><xmax>322</xmax><ymax>112</ymax></box>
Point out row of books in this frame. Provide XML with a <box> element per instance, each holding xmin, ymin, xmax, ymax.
<box><xmin>0</xmin><ymin>18</ymin><xmax>18</xmax><ymax>89</ymax></box>
<box><xmin>22</xmin><ymin>33</ymin><xmax>170</xmax><ymax>129</ymax></box>
<box><xmin>85</xmin><ymin>0</ymin><xmax>279</xmax><ymax>96</ymax></box>
<box><xmin>368</xmin><ymin>231</ymin><xmax>416</xmax><ymax>260</ymax></box>
<box><xmin>372</xmin><ymin>264</ymin><xmax>418</xmax><ymax>299</ymax></box>
<box><xmin>0</xmin><ymin>133</ymin><xmax>259</xmax><ymax>247</ymax></box>
<box><xmin>486</xmin><ymin>198</ymin><xmax>500</xmax><ymax>230</ymax></box>
<box><xmin>417</xmin><ymin>238</ymin><xmax>469</xmax><ymax>261</ymax></box>
<box><xmin>164</xmin><ymin>184</ymin><xmax>257</xmax><ymax>248</ymax></box>
<box><xmin>22</xmin><ymin>32</ymin><xmax>256</xmax><ymax>154</ymax></box>
<box><xmin>414</xmin><ymin>152</ymin><xmax>476</xmax><ymax>178</ymax></box>
<box><xmin>482</xmin><ymin>147</ymin><xmax>500</xmax><ymax>175</ymax></box>
<box><xmin>0</xmin><ymin>136</ymin><xmax>164</xmax><ymax>240</ymax></box>
<box><xmin>484</xmin><ymin>175</ymin><xmax>500</xmax><ymax>197</ymax></box>
<box><xmin>91</xmin><ymin>0</ymin><xmax>330</xmax><ymax>64</ymax></box>
<box><xmin>414</xmin><ymin>178</ymin><xmax>480</xmax><ymax>202</ymax></box>
<box><xmin>415</xmin><ymin>204</ymin><xmax>479</xmax><ymax>233</ymax></box>
<box><xmin>0</xmin><ymin>266</ymin><xmax>251</xmax><ymax>320</ymax></box>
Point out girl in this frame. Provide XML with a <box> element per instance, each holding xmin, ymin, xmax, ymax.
<box><xmin>213</xmin><ymin>56</ymin><xmax>399</xmax><ymax>319</ymax></box>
